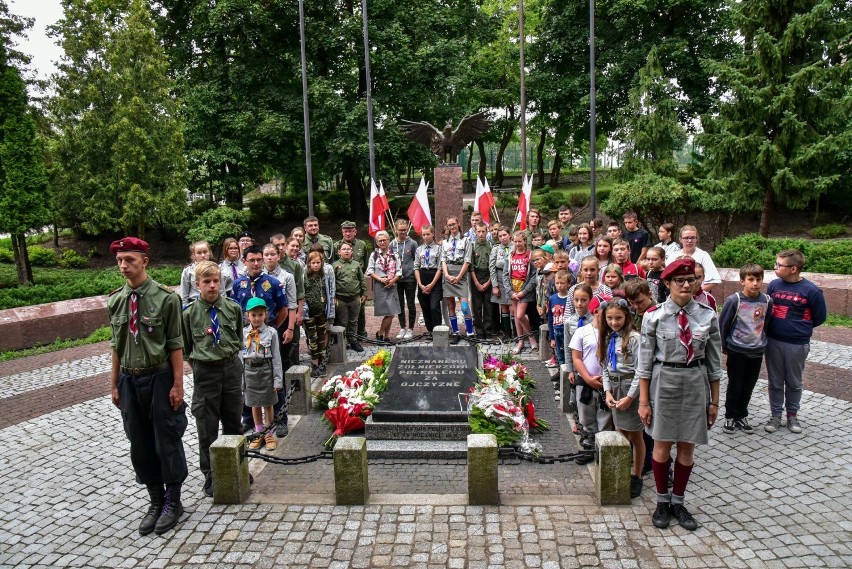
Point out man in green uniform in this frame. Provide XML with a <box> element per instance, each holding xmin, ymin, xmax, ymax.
<box><xmin>333</xmin><ymin>221</ymin><xmax>369</xmax><ymax>337</ymax></box>
<box><xmin>469</xmin><ymin>223</ymin><xmax>494</xmax><ymax>339</ymax></box>
<box><xmin>108</xmin><ymin>237</ymin><xmax>187</xmax><ymax>537</ymax></box>
<box><xmin>333</xmin><ymin>241</ymin><xmax>368</xmax><ymax>352</ymax></box>
<box><xmin>181</xmin><ymin>261</ymin><xmax>244</xmax><ymax>498</ymax></box>
<box><xmin>301</xmin><ymin>215</ymin><xmax>334</xmax><ymax>259</ymax></box>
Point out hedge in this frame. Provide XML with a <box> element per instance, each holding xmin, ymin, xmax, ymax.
<box><xmin>712</xmin><ymin>234</ymin><xmax>852</xmax><ymax>275</ymax></box>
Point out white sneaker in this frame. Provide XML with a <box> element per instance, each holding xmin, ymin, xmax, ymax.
<box><xmin>396</xmin><ymin>329</ymin><xmax>406</xmax><ymax>339</ymax></box>
<box><xmin>545</xmin><ymin>357</ymin><xmax>558</xmax><ymax>368</ymax></box>
<box><xmin>403</xmin><ymin>329</ymin><xmax>413</xmax><ymax>340</ymax></box>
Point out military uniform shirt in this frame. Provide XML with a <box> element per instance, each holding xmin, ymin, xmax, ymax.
<box><xmin>280</xmin><ymin>256</ymin><xmax>305</xmax><ymax>301</ymax></box>
<box><xmin>302</xmin><ymin>233</ymin><xmax>334</xmax><ymax>259</ymax></box>
<box><xmin>108</xmin><ymin>277</ymin><xmax>183</xmax><ymax>369</ymax></box>
<box><xmin>333</xmin><ymin>238</ymin><xmax>368</xmax><ymax>269</ymax></box>
<box><xmin>471</xmin><ymin>240</ymin><xmax>492</xmax><ymax>274</ymax></box>
<box><xmin>413</xmin><ymin>243</ymin><xmax>442</xmax><ymax>270</ymax></box>
<box><xmin>182</xmin><ymin>296</ymin><xmax>243</xmax><ymax>360</ymax></box>
<box><xmin>333</xmin><ymin>258</ymin><xmax>367</xmax><ymax>298</ymax></box>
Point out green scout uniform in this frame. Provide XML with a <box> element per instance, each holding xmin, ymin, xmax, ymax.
<box><xmin>182</xmin><ymin>295</ymin><xmax>244</xmax><ymax>478</ymax></box>
<box><xmin>470</xmin><ymin>239</ymin><xmax>494</xmax><ymax>336</ymax></box>
<box><xmin>280</xmin><ymin>255</ymin><xmax>304</xmax><ymax>367</ymax></box>
<box><xmin>334</xmin><ymin>236</ymin><xmax>369</xmax><ymax>335</ymax></box>
<box><xmin>333</xmin><ymin>258</ymin><xmax>367</xmax><ymax>343</ymax></box>
<box><xmin>302</xmin><ymin>233</ymin><xmax>334</xmax><ymax>260</ymax></box>
<box><xmin>109</xmin><ymin>277</ymin><xmax>188</xmax><ymax>486</ymax></box>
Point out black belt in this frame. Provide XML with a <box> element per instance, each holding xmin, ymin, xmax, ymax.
<box><xmin>245</xmin><ymin>359</ymin><xmax>270</xmax><ymax>368</ymax></box>
<box><xmin>446</xmin><ymin>260</ymin><xmax>464</xmax><ymax>265</ymax></box>
<box><xmin>192</xmin><ymin>353</ymin><xmax>239</xmax><ymax>367</ymax></box>
<box><xmin>658</xmin><ymin>359</ymin><xmax>703</xmax><ymax>369</ymax></box>
<box><xmin>121</xmin><ymin>361</ymin><xmax>170</xmax><ymax>376</ymax></box>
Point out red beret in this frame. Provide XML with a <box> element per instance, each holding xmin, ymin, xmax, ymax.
<box><xmin>588</xmin><ymin>293</ymin><xmax>613</xmax><ymax>313</ymax></box>
<box><xmin>110</xmin><ymin>237</ymin><xmax>149</xmax><ymax>255</ymax></box>
<box><xmin>660</xmin><ymin>257</ymin><xmax>696</xmax><ymax>280</ymax></box>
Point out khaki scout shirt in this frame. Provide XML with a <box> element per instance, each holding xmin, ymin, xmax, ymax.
<box><xmin>108</xmin><ymin>277</ymin><xmax>183</xmax><ymax>369</ymax></box>
<box><xmin>280</xmin><ymin>256</ymin><xmax>305</xmax><ymax>301</ymax></box>
<box><xmin>635</xmin><ymin>297</ymin><xmax>723</xmax><ymax>382</ymax></box>
<box><xmin>334</xmin><ymin>238</ymin><xmax>368</xmax><ymax>270</ymax></box>
<box><xmin>181</xmin><ymin>296</ymin><xmax>243</xmax><ymax>361</ymax></box>
<box><xmin>333</xmin><ymin>258</ymin><xmax>367</xmax><ymax>298</ymax></box>
<box><xmin>471</xmin><ymin>239</ymin><xmax>492</xmax><ymax>274</ymax></box>
<box><xmin>302</xmin><ymin>233</ymin><xmax>334</xmax><ymax>259</ymax></box>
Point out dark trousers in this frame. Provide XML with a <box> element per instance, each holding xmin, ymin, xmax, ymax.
<box><xmin>336</xmin><ymin>296</ymin><xmax>362</xmax><ymax>343</ymax></box>
<box><xmin>470</xmin><ymin>270</ymin><xmax>493</xmax><ymax>335</ymax></box>
<box><xmin>190</xmin><ymin>357</ymin><xmax>243</xmax><ymax>475</ymax></box>
<box><xmin>417</xmin><ymin>269</ymin><xmax>443</xmax><ymax>332</ymax></box>
<box><xmin>490</xmin><ymin>302</ymin><xmax>502</xmax><ymax>335</ymax></box>
<box><xmin>396</xmin><ymin>279</ymin><xmax>418</xmax><ymax>329</ymax></box>
<box><xmin>526</xmin><ymin>301</ymin><xmax>541</xmax><ymax>333</ymax></box>
<box><xmin>724</xmin><ymin>350</ymin><xmax>764</xmax><ymax>419</ymax></box>
<box><xmin>118</xmin><ymin>365</ymin><xmax>188</xmax><ymax>486</ymax></box>
<box><xmin>552</xmin><ymin>328</ymin><xmax>565</xmax><ymax>365</ymax></box>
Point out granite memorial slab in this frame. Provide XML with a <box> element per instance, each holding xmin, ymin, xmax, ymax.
<box><xmin>371</xmin><ymin>345</ymin><xmax>479</xmax><ymax>423</ymax></box>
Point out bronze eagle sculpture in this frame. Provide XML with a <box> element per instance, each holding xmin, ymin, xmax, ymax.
<box><xmin>399</xmin><ymin>111</ymin><xmax>491</xmax><ymax>164</ymax></box>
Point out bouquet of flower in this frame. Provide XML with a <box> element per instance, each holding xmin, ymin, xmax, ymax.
<box><xmin>314</xmin><ymin>350</ymin><xmax>392</xmax><ymax>449</ymax></box>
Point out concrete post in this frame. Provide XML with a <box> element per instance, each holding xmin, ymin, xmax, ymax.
<box><xmin>209</xmin><ymin>435</ymin><xmax>250</xmax><ymax>504</ymax></box>
<box><xmin>595</xmin><ymin>431</ymin><xmax>631</xmax><ymax>505</ymax></box>
<box><xmin>559</xmin><ymin>364</ymin><xmax>572</xmax><ymax>413</ymax></box>
<box><xmin>285</xmin><ymin>365</ymin><xmax>312</xmax><ymax>416</ymax></box>
<box><xmin>328</xmin><ymin>325</ymin><xmax>346</xmax><ymax>364</ymax></box>
<box><xmin>334</xmin><ymin>436</ymin><xmax>369</xmax><ymax>505</ymax></box>
<box><xmin>539</xmin><ymin>324</ymin><xmax>552</xmax><ymax>361</ymax></box>
<box><xmin>433</xmin><ymin>325</ymin><xmax>450</xmax><ymax>348</ymax></box>
<box><xmin>467</xmin><ymin>434</ymin><xmax>498</xmax><ymax>505</ymax></box>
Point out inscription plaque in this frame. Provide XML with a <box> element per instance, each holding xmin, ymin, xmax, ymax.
<box><xmin>371</xmin><ymin>346</ymin><xmax>479</xmax><ymax>423</ymax></box>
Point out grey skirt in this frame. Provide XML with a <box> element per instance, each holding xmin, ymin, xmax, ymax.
<box><xmin>649</xmin><ymin>364</ymin><xmax>711</xmax><ymax>444</ymax></box>
<box><xmin>243</xmin><ymin>359</ymin><xmax>278</xmax><ymax>407</ymax></box>
<box><xmin>373</xmin><ymin>281</ymin><xmax>401</xmax><ymax>316</ymax></box>
<box><xmin>442</xmin><ymin>264</ymin><xmax>470</xmax><ymax>298</ymax></box>
<box><xmin>491</xmin><ymin>268</ymin><xmax>512</xmax><ymax>305</ymax></box>
<box><xmin>610</xmin><ymin>374</ymin><xmax>643</xmax><ymax>432</ymax></box>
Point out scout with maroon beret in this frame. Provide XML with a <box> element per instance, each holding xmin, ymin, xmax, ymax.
<box><xmin>635</xmin><ymin>252</ymin><xmax>722</xmax><ymax>532</ymax></box>
<box><xmin>107</xmin><ymin>236</ymin><xmax>187</xmax><ymax>536</ymax></box>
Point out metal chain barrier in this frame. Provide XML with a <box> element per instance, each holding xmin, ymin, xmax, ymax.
<box><xmin>508</xmin><ymin>447</ymin><xmax>597</xmax><ymax>465</ymax></box>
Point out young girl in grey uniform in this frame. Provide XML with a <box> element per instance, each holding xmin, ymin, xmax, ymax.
<box><xmin>489</xmin><ymin>226</ymin><xmax>513</xmax><ymax>340</ymax></box>
<box><xmin>242</xmin><ymin>298</ymin><xmax>283</xmax><ymax>451</ymax></box>
<box><xmin>600</xmin><ymin>298</ymin><xmax>644</xmax><ymax>499</ymax></box>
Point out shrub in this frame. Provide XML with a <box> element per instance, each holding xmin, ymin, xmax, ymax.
<box><xmin>539</xmin><ymin>191</ymin><xmax>565</xmax><ymax>215</ymax></box>
<box><xmin>712</xmin><ymin>234</ymin><xmax>852</xmax><ymax>275</ymax></box>
<box><xmin>28</xmin><ymin>246</ymin><xmax>58</xmax><ymax>267</ymax></box>
<box><xmin>186</xmin><ymin>206</ymin><xmax>249</xmax><ymax>249</ymax></box>
<box><xmin>59</xmin><ymin>248</ymin><xmax>89</xmax><ymax>269</ymax></box>
<box><xmin>811</xmin><ymin>223</ymin><xmax>847</xmax><ymax>239</ymax></box>
<box><xmin>322</xmin><ymin>192</ymin><xmax>351</xmax><ymax>218</ymax></box>
<box><xmin>190</xmin><ymin>199</ymin><xmax>217</xmax><ymax>217</ymax></box>
<box><xmin>567</xmin><ymin>192</ymin><xmax>588</xmax><ymax>209</ymax></box>
<box><xmin>247</xmin><ymin>195</ymin><xmax>288</xmax><ymax>221</ymax></box>
<box><xmin>0</xmin><ymin>248</ymin><xmax>12</xmax><ymax>263</ymax></box>
<box><xmin>601</xmin><ymin>174</ymin><xmax>697</xmax><ymax>231</ymax></box>
<box><xmin>279</xmin><ymin>192</ymin><xmax>310</xmax><ymax>220</ymax></box>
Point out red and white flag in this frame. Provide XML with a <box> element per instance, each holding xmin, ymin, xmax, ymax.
<box><xmin>474</xmin><ymin>177</ymin><xmax>495</xmax><ymax>225</ymax></box>
<box><xmin>515</xmin><ymin>174</ymin><xmax>532</xmax><ymax>230</ymax></box>
<box><xmin>407</xmin><ymin>177</ymin><xmax>432</xmax><ymax>235</ymax></box>
<box><xmin>378</xmin><ymin>181</ymin><xmax>390</xmax><ymax>211</ymax></box>
<box><xmin>368</xmin><ymin>178</ymin><xmax>388</xmax><ymax>237</ymax></box>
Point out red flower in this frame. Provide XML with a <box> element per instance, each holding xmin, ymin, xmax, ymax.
<box><xmin>524</xmin><ymin>401</ymin><xmax>539</xmax><ymax>429</ymax></box>
<box><xmin>324</xmin><ymin>406</ymin><xmax>365</xmax><ymax>436</ymax></box>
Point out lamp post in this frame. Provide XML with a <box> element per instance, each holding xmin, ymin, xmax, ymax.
<box><xmin>298</xmin><ymin>0</ymin><xmax>314</xmax><ymax>215</ymax></box>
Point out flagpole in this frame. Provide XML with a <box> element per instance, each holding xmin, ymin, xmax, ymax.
<box><xmin>362</xmin><ymin>0</ymin><xmax>376</xmax><ymax>186</ymax></box>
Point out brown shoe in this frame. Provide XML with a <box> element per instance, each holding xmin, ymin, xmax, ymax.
<box><xmin>265</xmin><ymin>433</ymin><xmax>277</xmax><ymax>451</ymax></box>
<box><xmin>248</xmin><ymin>435</ymin><xmax>263</xmax><ymax>450</ymax></box>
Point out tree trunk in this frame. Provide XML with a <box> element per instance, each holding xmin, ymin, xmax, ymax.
<box><xmin>343</xmin><ymin>162</ymin><xmax>369</xmax><ymax>224</ymax></box>
<box><xmin>53</xmin><ymin>222</ymin><xmax>60</xmax><ymax>247</ymax></box>
<box><xmin>493</xmin><ymin>107</ymin><xmax>516</xmax><ymax>187</ymax></box>
<box><xmin>404</xmin><ymin>164</ymin><xmax>412</xmax><ymax>193</ymax></box>
<box><xmin>759</xmin><ymin>184</ymin><xmax>775</xmax><ymax>237</ymax></box>
<box><xmin>536</xmin><ymin>128</ymin><xmax>547</xmax><ymax>188</ymax></box>
<box><xmin>466</xmin><ymin>141</ymin><xmax>474</xmax><ymax>190</ymax></box>
<box><xmin>549</xmin><ymin>148</ymin><xmax>563</xmax><ymax>187</ymax></box>
<box><xmin>11</xmin><ymin>233</ymin><xmax>33</xmax><ymax>286</ymax></box>
<box><xmin>476</xmin><ymin>139</ymin><xmax>487</xmax><ymax>182</ymax></box>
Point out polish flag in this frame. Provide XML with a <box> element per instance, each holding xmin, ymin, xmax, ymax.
<box><xmin>474</xmin><ymin>177</ymin><xmax>495</xmax><ymax>225</ymax></box>
<box><xmin>378</xmin><ymin>181</ymin><xmax>390</xmax><ymax>211</ymax></box>
<box><xmin>516</xmin><ymin>174</ymin><xmax>532</xmax><ymax>230</ymax></box>
<box><xmin>407</xmin><ymin>177</ymin><xmax>432</xmax><ymax>235</ymax></box>
<box><xmin>368</xmin><ymin>178</ymin><xmax>388</xmax><ymax>237</ymax></box>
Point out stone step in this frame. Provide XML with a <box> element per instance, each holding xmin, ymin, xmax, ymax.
<box><xmin>365</xmin><ymin>439</ymin><xmax>468</xmax><ymax>459</ymax></box>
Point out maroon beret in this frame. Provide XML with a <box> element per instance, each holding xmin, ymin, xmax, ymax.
<box><xmin>660</xmin><ymin>257</ymin><xmax>696</xmax><ymax>280</ymax></box>
<box><xmin>110</xmin><ymin>237</ymin><xmax>149</xmax><ymax>255</ymax></box>
<box><xmin>588</xmin><ymin>293</ymin><xmax>613</xmax><ymax>313</ymax></box>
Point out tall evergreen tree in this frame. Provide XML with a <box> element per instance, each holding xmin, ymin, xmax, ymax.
<box><xmin>698</xmin><ymin>0</ymin><xmax>851</xmax><ymax>236</ymax></box>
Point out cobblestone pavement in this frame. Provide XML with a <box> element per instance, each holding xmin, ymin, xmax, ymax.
<box><xmin>1</xmin><ymin>318</ymin><xmax>851</xmax><ymax>568</ymax></box>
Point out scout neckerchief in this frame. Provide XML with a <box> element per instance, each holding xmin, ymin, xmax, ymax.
<box><xmin>608</xmin><ymin>332</ymin><xmax>618</xmax><ymax>371</ymax></box>
<box><xmin>129</xmin><ymin>291</ymin><xmax>139</xmax><ymax>343</ymax></box>
<box><xmin>209</xmin><ymin>305</ymin><xmax>221</xmax><ymax>345</ymax></box>
<box><xmin>677</xmin><ymin>308</ymin><xmax>695</xmax><ymax>363</ymax></box>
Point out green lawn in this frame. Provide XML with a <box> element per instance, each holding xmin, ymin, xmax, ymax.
<box><xmin>0</xmin><ymin>326</ymin><xmax>112</xmax><ymax>362</ymax></box>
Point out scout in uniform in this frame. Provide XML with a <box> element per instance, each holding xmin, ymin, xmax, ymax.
<box><xmin>301</xmin><ymin>215</ymin><xmax>334</xmax><ymax>259</ymax></box>
<box><xmin>441</xmin><ymin>216</ymin><xmax>474</xmax><ymax>343</ymax></box>
<box><xmin>108</xmin><ymin>237</ymin><xmax>187</xmax><ymax>536</ymax></box>
<box><xmin>488</xmin><ymin>226</ymin><xmax>513</xmax><ymax>340</ymax></box>
<box><xmin>413</xmin><ymin>224</ymin><xmax>444</xmax><ymax>336</ymax></box>
<box><xmin>636</xmin><ymin>257</ymin><xmax>722</xmax><ymax>532</ymax></box>
<box><xmin>469</xmin><ymin>223</ymin><xmax>493</xmax><ymax>339</ymax></box>
<box><xmin>242</xmin><ymin>297</ymin><xmax>284</xmax><ymax>450</ymax></box>
<box><xmin>279</xmin><ymin>236</ymin><xmax>306</xmax><ymax>374</ymax></box>
<box><xmin>333</xmin><ymin>241</ymin><xmax>367</xmax><ymax>352</ymax></box>
<box><xmin>334</xmin><ymin>221</ymin><xmax>369</xmax><ymax>338</ymax></box>
<box><xmin>181</xmin><ymin>261</ymin><xmax>244</xmax><ymax>498</ymax></box>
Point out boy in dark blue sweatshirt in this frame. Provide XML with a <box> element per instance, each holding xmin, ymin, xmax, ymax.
<box><xmin>763</xmin><ymin>250</ymin><xmax>826</xmax><ymax>434</ymax></box>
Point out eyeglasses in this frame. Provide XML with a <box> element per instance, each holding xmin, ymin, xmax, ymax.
<box><xmin>671</xmin><ymin>277</ymin><xmax>698</xmax><ymax>286</ymax></box>
<box><xmin>681</xmin><ymin>236</ymin><xmax>697</xmax><ymax>241</ymax></box>
<box><xmin>774</xmin><ymin>263</ymin><xmax>793</xmax><ymax>268</ymax></box>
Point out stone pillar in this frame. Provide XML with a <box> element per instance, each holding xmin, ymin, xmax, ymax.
<box><xmin>539</xmin><ymin>324</ymin><xmax>552</xmax><ymax>362</ymax></box>
<box><xmin>595</xmin><ymin>431</ymin><xmax>631</xmax><ymax>505</ymax></box>
<box><xmin>467</xmin><ymin>434</ymin><xmax>498</xmax><ymax>505</ymax></box>
<box><xmin>559</xmin><ymin>364</ymin><xmax>572</xmax><ymax>413</ymax></box>
<box><xmin>210</xmin><ymin>435</ymin><xmax>250</xmax><ymax>504</ymax></box>
<box><xmin>433</xmin><ymin>325</ymin><xmax>450</xmax><ymax>347</ymax></box>
<box><xmin>285</xmin><ymin>365</ymin><xmax>312</xmax><ymax>416</ymax></box>
<box><xmin>434</xmin><ymin>165</ymin><xmax>464</xmax><ymax>232</ymax></box>
<box><xmin>328</xmin><ymin>325</ymin><xmax>346</xmax><ymax>364</ymax></box>
<box><xmin>334</xmin><ymin>436</ymin><xmax>369</xmax><ymax>505</ymax></box>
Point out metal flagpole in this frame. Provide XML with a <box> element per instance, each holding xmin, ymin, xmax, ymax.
<box><xmin>519</xmin><ymin>0</ymin><xmax>527</xmax><ymax>184</ymax></box>
<box><xmin>589</xmin><ymin>0</ymin><xmax>597</xmax><ymax>219</ymax></box>
<box><xmin>362</xmin><ymin>0</ymin><xmax>377</xmax><ymax>188</ymax></box>
<box><xmin>298</xmin><ymin>0</ymin><xmax>314</xmax><ymax>216</ymax></box>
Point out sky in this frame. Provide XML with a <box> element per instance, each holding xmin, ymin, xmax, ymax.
<box><xmin>11</xmin><ymin>0</ymin><xmax>64</xmax><ymax>82</ymax></box>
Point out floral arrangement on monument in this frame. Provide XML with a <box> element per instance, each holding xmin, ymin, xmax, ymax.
<box><xmin>314</xmin><ymin>349</ymin><xmax>391</xmax><ymax>449</ymax></box>
<box><xmin>467</xmin><ymin>353</ymin><xmax>549</xmax><ymax>448</ymax></box>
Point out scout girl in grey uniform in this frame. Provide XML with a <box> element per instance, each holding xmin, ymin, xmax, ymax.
<box><xmin>637</xmin><ymin>257</ymin><xmax>722</xmax><ymax>532</ymax></box>
<box><xmin>441</xmin><ymin>216</ymin><xmax>474</xmax><ymax>342</ymax></box>
<box><xmin>413</xmin><ymin>225</ymin><xmax>443</xmax><ymax>334</ymax></box>
<box><xmin>180</xmin><ymin>240</ymin><xmax>211</xmax><ymax>306</ymax></box>
<box><xmin>488</xmin><ymin>226</ymin><xmax>513</xmax><ymax>340</ymax></box>
<box><xmin>600</xmin><ymin>298</ymin><xmax>644</xmax><ymax>499</ymax></box>
<box><xmin>366</xmin><ymin>231</ymin><xmax>402</xmax><ymax>342</ymax></box>
<box><xmin>241</xmin><ymin>297</ymin><xmax>283</xmax><ymax>451</ymax></box>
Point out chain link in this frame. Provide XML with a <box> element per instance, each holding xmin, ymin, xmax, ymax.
<box><xmin>243</xmin><ymin>449</ymin><xmax>333</xmax><ymax>464</ymax></box>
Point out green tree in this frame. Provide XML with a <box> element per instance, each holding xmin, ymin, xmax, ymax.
<box><xmin>698</xmin><ymin>0</ymin><xmax>851</xmax><ymax>236</ymax></box>
<box><xmin>49</xmin><ymin>0</ymin><xmax>188</xmax><ymax>238</ymax></box>
<box><xmin>0</xmin><ymin>4</ymin><xmax>49</xmax><ymax>286</ymax></box>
